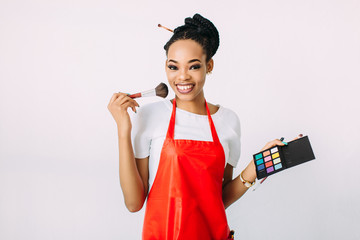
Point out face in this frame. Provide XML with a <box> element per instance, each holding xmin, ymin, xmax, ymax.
<box><xmin>165</xmin><ymin>39</ymin><xmax>213</xmax><ymax>103</ymax></box>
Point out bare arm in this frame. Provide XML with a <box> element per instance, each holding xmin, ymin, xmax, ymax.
<box><xmin>222</xmin><ymin>138</ymin><xmax>288</xmax><ymax>209</ymax></box>
<box><xmin>118</xmin><ymin>130</ymin><xmax>149</xmax><ymax>212</ymax></box>
<box><xmin>108</xmin><ymin>92</ymin><xmax>149</xmax><ymax>212</ymax></box>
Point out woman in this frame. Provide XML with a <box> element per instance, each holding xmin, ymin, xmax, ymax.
<box><xmin>108</xmin><ymin>13</ymin><xmax>288</xmax><ymax>240</ymax></box>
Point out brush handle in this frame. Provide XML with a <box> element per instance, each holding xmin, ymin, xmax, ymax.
<box><xmin>128</xmin><ymin>89</ymin><xmax>156</xmax><ymax>99</ymax></box>
<box><xmin>129</xmin><ymin>93</ymin><xmax>141</xmax><ymax>98</ymax></box>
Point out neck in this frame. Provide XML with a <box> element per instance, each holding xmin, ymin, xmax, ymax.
<box><xmin>174</xmin><ymin>93</ymin><xmax>207</xmax><ymax>115</ymax></box>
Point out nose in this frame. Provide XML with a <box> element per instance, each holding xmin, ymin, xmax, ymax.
<box><xmin>178</xmin><ymin>68</ymin><xmax>190</xmax><ymax>81</ymax></box>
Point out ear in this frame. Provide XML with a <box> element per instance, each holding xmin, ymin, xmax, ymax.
<box><xmin>206</xmin><ymin>59</ymin><xmax>214</xmax><ymax>73</ymax></box>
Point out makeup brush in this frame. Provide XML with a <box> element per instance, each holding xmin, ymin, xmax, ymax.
<box><xmin>128</xmin><ymin>82</ymin><xmax>168</xmax><ymax>99</ymax></box>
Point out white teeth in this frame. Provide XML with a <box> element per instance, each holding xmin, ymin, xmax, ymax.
<box><xmin>177</xmin><ymin>85</ymin><xmax>193</xmax><ymax>90</ymax></box>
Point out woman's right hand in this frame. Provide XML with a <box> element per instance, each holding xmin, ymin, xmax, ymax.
<box><xmin>107</xmin><ymin>92</ymin><xmax>139</xmax><ymax>135</ymax></box>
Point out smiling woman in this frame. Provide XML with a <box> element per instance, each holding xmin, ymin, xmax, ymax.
<box><xmin>107</xmin><ymin>13</ymin><xmax>288</xmax><ymax>240</ymax></box>
<box><xmin>165</xmin><ymin>39</ymin><xmax>212</xmax><ymax>107</ymax></box>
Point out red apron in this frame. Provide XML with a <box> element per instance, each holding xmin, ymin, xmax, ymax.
<box><xmin>142</xmin><ymin>99</ymin><xmax>231</xmax><ymax>240</ymax></box>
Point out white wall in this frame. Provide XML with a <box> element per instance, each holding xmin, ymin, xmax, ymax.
<box><xmin>1</xmin><ymin>0</ymin><xmax>359</xmax><ymax>239</ymax></box>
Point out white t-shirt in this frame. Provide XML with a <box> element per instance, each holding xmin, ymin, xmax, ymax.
<box><xmin>131</xmin><ymin>99</ymin><xmax>241</xmax><ymax>191</ymax></box>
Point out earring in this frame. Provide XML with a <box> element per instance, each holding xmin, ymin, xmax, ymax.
<box><xmin>207</xmin><ymin>71</ymin><xmax>212</xmax><ymax>75</ymax></box>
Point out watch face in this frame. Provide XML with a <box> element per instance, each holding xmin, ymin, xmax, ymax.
<box><xmin>245</xmin><ymin>182</ymin><xmax>251</xmax><ymax>188</ymax></box>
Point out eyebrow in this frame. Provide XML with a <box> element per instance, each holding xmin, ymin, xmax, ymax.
<box><xmin>168</xmin><ymin>59</ymin><xmax>201</xmax><ymax>63</ymax></box>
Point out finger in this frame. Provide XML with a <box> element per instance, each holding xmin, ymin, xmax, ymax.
<box><xmin>108</xmin><ymin>92</ymin><xmax>127</xmax><ymax>105</ymax></box>
<box><xmin>121</xmin><ymin>101</ymin><xmax>139</xmax><ymax>112</ymax></box>
<box><xmin>290</xmin><ymin>134</ymin><xmax>304</xmax><ymax>142</ymax></box>
<box><xmin>114</xmin><ymin>94</ymin><xmax>132</xmax><ymax>105</ymax></box>
<box><xmin>121</xmin><ymin>95</ymin><xmax>140</xmax><ymax>107</ymax></box>
<box><xmin>273</xmin><ymin>139</ymin><xmax>286</xmax><ymax>146</ymax></box>
<box><xmin>116</xmin><ymin>95</ymin><xmax>140</xmax><ymax>108</ymax></box>
<box><xmin>260</xmin><ymin>139</ymin><xmax>285</xmax><ymax>151</ymax></box>
<box><xmin>123</xmin><ymin>97</ymin><xmax>140</xmax><ymax>107</ymax></box>
<box><xmin>108</xmin><ymin>96</ymin><xmax>136</xmax><ymax>113</ymax></box>
<box><xmin>108</xmin><ymin>93</ymin><xmax>120</xmax><ymax>105</ymax></box>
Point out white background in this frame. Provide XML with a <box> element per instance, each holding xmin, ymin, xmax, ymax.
<box><xmin>1</xmin><ymin>0</ymin><xmax>359</xmax><ymax>239</ymax></box>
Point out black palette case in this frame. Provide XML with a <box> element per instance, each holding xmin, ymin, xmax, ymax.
<box><xmin>253</xmin><ymin>136</ymin><xmax>316</xmax><ymax>179</ymax></box>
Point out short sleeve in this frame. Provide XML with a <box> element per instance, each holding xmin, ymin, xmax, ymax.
<box><xmin>131</xmin><ymin>107</ymin><xmax>152</xmax><ymax>159</ymax></box>
<box><xmin>224</xmin><ymin>111</ymin><xmax>241</xmax><ymax>168</ymax></box>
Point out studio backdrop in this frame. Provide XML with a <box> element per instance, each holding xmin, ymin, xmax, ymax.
<box><xmin>0</xmin><ymin>0</ymin><xmax>359</xmax><ymax>239</ymax></box>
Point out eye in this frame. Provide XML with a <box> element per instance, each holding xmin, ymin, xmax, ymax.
<box><xmin>190</xmin><ymin>64</ymin><xmax>201</xmax><ymax>70</ymax></box>
<box><xmin>167</xmin><ymin>65</ymin><xmax>178</xmax><ymax>70</ymax></box>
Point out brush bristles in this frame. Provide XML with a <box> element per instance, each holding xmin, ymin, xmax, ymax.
<box><xmin>155</xmin><ymin>82</ymin><xmax>168</xmax><ymax>98</ymax></box>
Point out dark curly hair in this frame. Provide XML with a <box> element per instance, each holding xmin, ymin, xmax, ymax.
<box><xmin>164</xmin><ymin>14</ymin><xmax>220</xmax><ymax>62</ymax></box>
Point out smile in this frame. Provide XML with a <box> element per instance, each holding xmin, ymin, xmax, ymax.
<box><xmin>176</xmin><ymin>84</ymin><xmax>194</xmax><ymax>94</ymax></box>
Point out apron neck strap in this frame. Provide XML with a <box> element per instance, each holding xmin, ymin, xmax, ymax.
<box><xmin>167</xmin><ymin>99</ymin><xmax>221</xmax><ymax>144</ymax></box>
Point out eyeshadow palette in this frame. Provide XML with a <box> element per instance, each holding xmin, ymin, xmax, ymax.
<box><xmin>253</xmin><ymin>136</ymin><xmax>315</xmax><ymax>179</ymax></box>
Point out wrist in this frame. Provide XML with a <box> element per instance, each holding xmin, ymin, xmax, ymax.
<box><xmin>241</xmin><ymin>166</ymin><xmax>256</xmax><ymax>183</ymax></box>
<box><xmin>239</xmin><ymin>161</ymin><xmax>257</xmax><ymax>188</ymax></box>
<box><xmin>240</xmin><ymin>169</ymin><xmax>256</xmax><ymax>188</ymax></box>
<box><xmin>117</xmin><ymin>125</ymin><xmax>131</xmax><ymax>139</ymax></box>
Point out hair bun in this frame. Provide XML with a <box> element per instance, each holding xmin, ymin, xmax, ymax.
<box><xmin>184</xmin><ymin>14</ymin><xmax>220</xmax><ymax>57</ymax></box>
<box><xmin>164</xmin><ymin>13</ymin><xmax>220</xmax><ymax>61</ymax></box>
<box><xmin>185</xmin><ymin>14</ymin><xmax>212</xmax><ymax>35</ymax></box>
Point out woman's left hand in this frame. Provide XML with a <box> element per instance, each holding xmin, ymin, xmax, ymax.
<box><xmin>259</xmin><ymin>134</ymin><xmax>303</xmax><ymax>152</ymax></box>
<box><xmin>245</xmin><ymin>134</ymin><xmax>304</xmax><ymax>181</ymax></box>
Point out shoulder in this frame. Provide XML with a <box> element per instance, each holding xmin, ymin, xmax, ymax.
<box><xmin>211</xmin><ymin>103</ymin><xmax>241</xmax><ymax>135</ymax></box>
<box><xmin>136</xmin><ymin>99</ymin><xmax>171</xmax><ymax>116</ymax></box>
<box><xmin>208</xmin><ymin>102</ymin><xmax>240</xmax><ymax>123</ymax></box>
<box><xmin>132</xmin><ymin>99</ymin><xmax>172</xmax><ymax>127</ymax></box>
<box><xmin>220</xmin><ymin>106</ymin><xmax>240</xmax><ymax>124</ymax></box>
<box><xmin>131</xmin><ymin>100</ymin><xmax>172</xmax><ymax>136</ymax></box>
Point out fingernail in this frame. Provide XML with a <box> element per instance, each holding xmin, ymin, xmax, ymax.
<box><xmin>299</xmin><ymin>134</ymin><xmax>303</xmax><ymax>137</ymax></box>
<box><xmin>282</xmin><ymin>141</ymin><xmax>288</xmax><ymax>145</ymax></box>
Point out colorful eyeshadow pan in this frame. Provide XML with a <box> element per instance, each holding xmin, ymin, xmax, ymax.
<box><xmin>254</xmin><ymin>146</ymin><xmax>284</xmax><ymax>179</ymax></box>
<box><xmin>256</xmin><ymin>159</ymin><xmax>264</xmax><ymax>165</ymax></box>
<box><xmin>263</xmin><ymin>150</ymin><xmax>270</xmax><ymax>157</ymax></box>
<box><xmin>264</xmin><ymin>156</ymin><xmax>272</xmax><ymax>162</ymax></box>
<box><xmin>265</xmin><ymin>161</ymin><xmax>273</xmax><ymax>168</ymax></box>
<box><xmin>258</xmin><ymin>164</ymin><xmax>265</xmax><ymax>170</ymax></box>
<box><xmin>253</xmin><ymin>136</ymin><xmax>316</xmax><ymax>179</ymax></box>
<box><xmin>273</xmin><ymin>158</ymin><xmax>281</xmax><ymax>165</ymax></box>
<box><xmin>274</xmin><ymin>163</ymin><xmax>282</xmax><ymax>170</ymax></box>
<box><xmin>271</xmin><ymin>147</ymin><xmax>278</xmax><ymax>154</ymax></box>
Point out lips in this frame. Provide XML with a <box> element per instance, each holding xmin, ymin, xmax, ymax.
<box><xmin>176</xmin><ymin>84</ymin><xmax>194</xmax><ymax>94</ymax></box>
